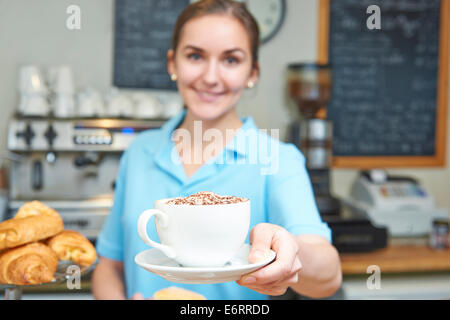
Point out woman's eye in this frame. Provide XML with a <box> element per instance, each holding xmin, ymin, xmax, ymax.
<box><xmin>225</xmin><ymin>56</ymin><xmax>239</xmax><ymax>65</ymax></box>
<box><xmin>188</xmin><ymin>53</ymin><xmax>202</xmax><ymax>61</ymax></box>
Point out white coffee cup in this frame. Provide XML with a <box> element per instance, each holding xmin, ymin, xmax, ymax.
<box><xmin>137</xmin><ymin>198</ymin><xmax>250</xmax><ymax>267</ymax></box>
<box><xmin>18</xmin><ymin>65</ymin><xmax>49</xmax><ymax>94</ymax></box>
<box><xmin>133</xmin><ymin>93</ymin><xmax>162</xmax><ymax>119</ymax></box>
<box><xmin>77</xmin><ymin>87</ymin><xmax>105</xmax><ymax>117</ymax></box>
<box><xmin>52</xmin><ymin>94</ymin><xmax>75</xmax><ymax>118</ymax></box>
<box><xmin>48</xmin><ymin>65</ymin><xmax>75</xmax><ymax>94</ymax></box>
<box><xmin>18</xmin><ymin>94</ymin><xmax>50</xmax><ymax>116</ymax></box>
<box><xmin>106</xmin><ymin>87</ymin><xmax>134</xmax><ymax>118</ymax></box>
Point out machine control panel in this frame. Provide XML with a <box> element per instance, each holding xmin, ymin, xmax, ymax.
<box><xmin>73</xmin><ymin>129</ymin><xmax>113</xmax><ymax>146</ymax></box>
<box><xmin>8</xmin><ymin>118</ymin><xmax>165</xmax><ymax>152</ymax></box>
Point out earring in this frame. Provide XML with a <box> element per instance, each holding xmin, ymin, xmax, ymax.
<box><xmin>247</xmin><ymin>81</ymin><xmax>255</xmax><ymax>89</ymax></box>
<box><xmin>171</xmin><ymin>74</ymin><xmax>178</xmax><ymax>81</ymax></box>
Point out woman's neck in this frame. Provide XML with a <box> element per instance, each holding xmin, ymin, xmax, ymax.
<box><xmin>177</xmin><ymin>108</ymin><xmax>244</xmax><ymax>144</ymax></box>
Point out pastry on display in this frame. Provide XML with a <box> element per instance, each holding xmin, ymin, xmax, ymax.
<box><xmin>46</xmin><ymin>230</ymin><xmax>97</xmax><ymax>267</ymax></box>
<box><xmin>14</xmin><ymin>200</ymin><xmax>61</xmax><ymax>219</ymax></box>
<box><xmin>0</xmin><ymin>213</ymin><xmax>64</xmax><ymax>250</ymax></box>
<box><xmin>0</xmin><ymin>201</ymin><xmax>97</xmax><ymax>286</ymax></box>
<box><xmin>153</xmin><ymin>286</ymin><xmax>207</xmax><ymax>300</ymax></box>
<box><xmin>0</xmin><ymin>242</ymin><xmax>59</xmax><ymax>285</ymax></box>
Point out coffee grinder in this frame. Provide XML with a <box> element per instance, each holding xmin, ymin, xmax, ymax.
<box><xmin>287</xmin><ymin>63</ymin><xmax>340</xmax><ymax>217</ymax></box>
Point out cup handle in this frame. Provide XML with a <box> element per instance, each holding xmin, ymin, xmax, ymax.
<box><xmin>137</xmin><ymin>209</ymin><xmax>176</xmax><ymax>259</ymax></box>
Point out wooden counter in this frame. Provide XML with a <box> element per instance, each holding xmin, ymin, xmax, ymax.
<box><xmin>340</xmin><ymin>245</ymin><xmax>450</xmax><ymax>275</ymax></box>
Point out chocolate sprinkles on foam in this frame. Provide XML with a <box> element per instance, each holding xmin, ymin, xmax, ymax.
<box><xmin>166</xmin><ymin>191</ymin><xmax>248</xmax><ymax>205</ymax></box>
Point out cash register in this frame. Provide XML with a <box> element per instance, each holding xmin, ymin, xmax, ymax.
<box><xmin>343</xmin><ymin>170</ymin><xmax>448</xmax><ymax>237</ymax></box>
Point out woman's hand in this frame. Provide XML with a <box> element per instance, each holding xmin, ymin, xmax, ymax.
<box><xmin>236</xmin><ymin>223</ymin><xmax>302</xmax><ymax>296</ymax></box>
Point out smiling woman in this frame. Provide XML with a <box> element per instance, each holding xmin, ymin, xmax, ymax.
<box><xmin>91</xmin><ymin>0</ymin><xmax>341</xmax><ymax>301</ymax></box>
<box><xmin>168</xmin><ymin>14</ymin><xmax>257</xmax><ymax>121</ymax></box>
<box><xmin>166</xmin><ymin>0</ymin><xmax>262</xmax><ymax>175</ymax></box>
<box><xmin>171</xmin><ymin>0</ymin><xmax>260</xmax><ymax>68</ymax></box>
<box><xmin>168</xmin><ymin>5</ymin><xmax>260</xmax><ymax>122</ymax></box>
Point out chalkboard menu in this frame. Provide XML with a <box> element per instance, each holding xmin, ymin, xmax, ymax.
<box><xmin>318</xmin><ymin>0</ymin><xmax>449</xmax><ymax>167</ymax></box>
<box><xmin>113</xmin><ymin>0</ymin><xmax>190</xmax><ymax>90</ymax></box>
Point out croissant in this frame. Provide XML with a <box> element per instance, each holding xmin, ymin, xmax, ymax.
<box><xmin>0</xmin><ymin>242</ymin><xmax>58</xmax><ymax>285</ymax></box>
<box><xmin>46</xmin><ymin>230</ymin><xmax>97</xmax><ymax>267</ymax></box>
<box><xmin>0</xmin><ymin>214</ymin><xmax>64</xmax><ymax>250</ymax></box>
<box><xmin>153</xmin><ymin>287</ymin><xmax>206</xmax><ymax>300</ymax></box>
<box><xmin>14</xmin><ymin>200</ymin><xmax>60</xmax><ymax>219</ymax></box>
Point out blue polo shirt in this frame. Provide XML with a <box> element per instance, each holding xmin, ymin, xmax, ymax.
<box><xmin>95</xmin><ymin>109</ymin><xmax>331</xmax><ymax>300</ymax></box>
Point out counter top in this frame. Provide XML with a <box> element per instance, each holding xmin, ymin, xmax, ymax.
<box><xmin>340</xmin><ymin>244</ymin><xmax>450</xmax><ymax>275</ymax></box>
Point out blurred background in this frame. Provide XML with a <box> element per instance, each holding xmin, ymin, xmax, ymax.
<box><xmin>0</xmin><ymin>0</ymin><xmax>449</xmax><ymax>300</ymax></box>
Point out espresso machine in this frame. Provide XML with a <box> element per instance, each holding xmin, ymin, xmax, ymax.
<box><xmin>287</xmin><ymin>63</ymin><xmax>340</xmax><ymax>217</ymax></box>
<box><xmin>6</xmin><ymin>116</ymin><xmax>165</xmax><ymax>240</ymax></box>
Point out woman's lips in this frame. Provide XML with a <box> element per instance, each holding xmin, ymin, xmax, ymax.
<box><xmin>195</xmin><ymin>89</ymin><xmax>225</xmax><ymax>103</ymax></box>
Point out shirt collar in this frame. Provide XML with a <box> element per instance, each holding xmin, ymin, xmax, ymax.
<box><xmin>223</xmin><ymin>116</ymin><xmax>258</xmax><ymax>158</ymax></box>
<box><xmin>152</xmin><ymin>108</ymin><xmax>259</xmax><ymax>159</ymax></box>
<box><xmin>150</xmin><ymin>109</ymin><xmax>259</xmax><ymax>184</ymax></box>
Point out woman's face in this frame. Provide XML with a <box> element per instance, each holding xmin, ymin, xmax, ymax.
<box><xmin>168</xmin><ymin>14</ymin><xmax>259</xmax><ymax>121</ymax></box>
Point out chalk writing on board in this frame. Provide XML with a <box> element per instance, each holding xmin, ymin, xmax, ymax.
<box><xmin>327</xmin><ymin>0</ymin><xmax>440</xmax><ymax>157</ymax></box>
<box><xmin>113</xmin><ymin>0</ymin><xmax>190</xmax><ymax>90</ymax></box>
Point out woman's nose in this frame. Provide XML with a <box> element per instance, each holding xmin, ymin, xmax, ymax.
<box><xmin>202</xmin><ymin>60</ymin><xmax>220</xmax><ymax>86</ymax></box>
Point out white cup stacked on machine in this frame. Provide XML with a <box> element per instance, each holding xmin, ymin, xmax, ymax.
<box><xmin>131</xmin><ymin>92</ymin><xmax>162</xmax><ymax>119</ymax></box>
<box><xmin>105</xmin><ymin>87</ymin><xmax>134</xmax><ymax>118</ymax></box>
<box><xmin>77</xmin><ymin>87</ymin><xmax>106</xmax><ymax>118</ymax></box>
<box><xmin>18</xmin><ymin>65</ymin><xmax>50</xmax><ymax>117</ymax></box>
<box><xmin>48</xmin><ymin>65</ymin><xmax>76</xmax><ymax>118</ymax></box>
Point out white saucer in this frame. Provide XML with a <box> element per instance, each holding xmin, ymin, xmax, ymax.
<box><xmin>135</xmin><ymin>244</ymin><xmax>276</xmax><ymax>284</ymax></box>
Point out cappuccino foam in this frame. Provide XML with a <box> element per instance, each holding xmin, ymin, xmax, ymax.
<box><xmin>166</xmin><ymin>191</ymin><xmax>248</xmax><ymax>205</ymax></box>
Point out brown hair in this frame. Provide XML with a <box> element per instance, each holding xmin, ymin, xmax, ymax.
<box><xmin>171</xmin><ymin>0</ymin><xmax>260</xmax><ymax>69</ymax></box>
